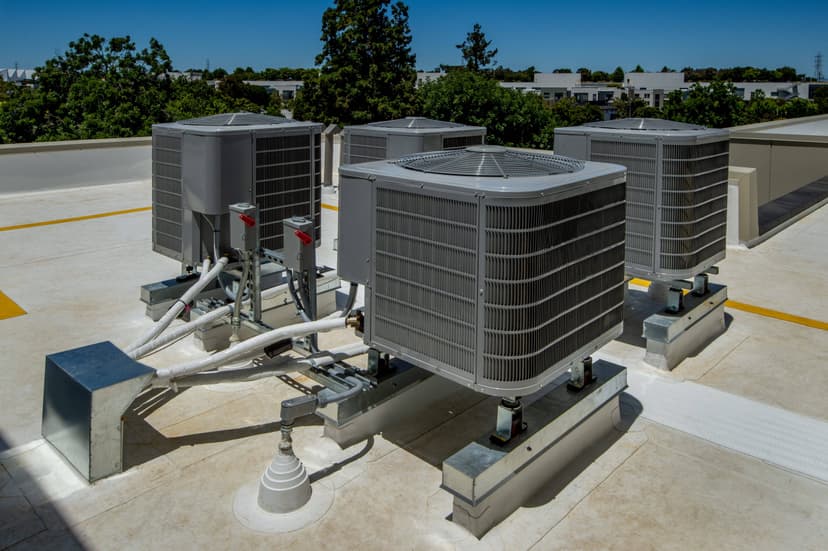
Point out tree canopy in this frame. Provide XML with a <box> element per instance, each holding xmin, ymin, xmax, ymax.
<box><xmin>292</xmin><ymin>0</ymin><xmax>417</xmax><ymax>125</ymax></box>
<box><xmin>0</xmin><ymin>34</ymin><xmax>286</xmax><ymax>143</ymax></box>
<box><xmin>456</xmin><ymin>23</ymin><xmax>498</xmax><ymax>72</ymax></box>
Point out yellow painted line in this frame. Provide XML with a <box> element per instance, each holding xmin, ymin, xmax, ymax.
<box><xmin>628</xmin><ymin>277</ymin><xmax>827</xmax><ymax>331</ymax></box>
<box><xmin>0</xmin><ymin>206</ymin><xmax>152</xmax><ymax>232</ymax></box>
<box><xmin>0</xmin><ymin>290</ymin><xmax>26</xmax><ymax>320</ymax></box>
<box><xmin>724</xmin><ymin>300</ymin><xmax>828</xmax><ymax>331</ymax></box>
<box><xmin>321</xmin><ymin>203</ymin><xmax>339</xmax><ymax>212</ymax></box>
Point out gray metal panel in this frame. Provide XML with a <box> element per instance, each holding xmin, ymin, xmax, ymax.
<box><xmin>337</xmin><ymin>175</ymin><xmax>373</xmax><ymax>284</ymax></box>
<box><xmin>552</xmin><ymin>133</ymin><xmax>588</xmax><ymax>160</ymax></box>
<box><xmin>182</xmin><ymin>133</ymin><xmax>251</xmax><ymax>215</ymax></box>
<box><xmin>387</xmin><ymin>134</ymin><xmax>424</xmax><ymax>159</ymax></box>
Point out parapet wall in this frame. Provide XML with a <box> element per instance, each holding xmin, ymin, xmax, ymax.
<box><xmin>0</xmin><ymin>137</ymin><xmax>151</xmax><ymax>194</ymax></box>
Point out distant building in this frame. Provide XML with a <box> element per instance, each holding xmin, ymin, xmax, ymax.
<box><xmin>0</xmin><ymin>68</ymin><xmax>36</xmax><ymax>84</ymax></box>
<box><xmin>416</xmin><ymin>72</ymin><xmax>443</xmax><ymax>87</ymax></box>
<box><xmin>243</xmin><ymin>80</ymin><xmax>304</xmax><ymax>100</ymax></box>
<box><xmin>622</xmin><ymin>72</ymin><xmax>686</xmax><ymax>108</ymax></box>
<box><xmin>206</xmin><ymin>79</ymin><xmax>304</xmax><ymax>100</ymax></box>
<box><xmin>164</xmin><ymin>71</ymin><xmax>202</xmax><ymax>81</ymax></box>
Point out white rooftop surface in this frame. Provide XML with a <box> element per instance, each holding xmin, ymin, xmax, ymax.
<box><xmin>1</xmin><ymin>180</ymin><xmax>828</xmax><ymax>550</ymax></box>
<box><xmin>754</xmin><ymin>118</ymin><xmax>828</xmax><ymax>136</ymax></box>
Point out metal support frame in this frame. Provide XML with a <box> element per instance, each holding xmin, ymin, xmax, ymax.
<box><xmin>643</xmin><ymin>283</ymin><xmax>728</xmax><ymax>371</ymax></box>
<box><xmin>442</xmin><ymin>360</ymin><xmax>627</xmax><ymax>538</ymax></box>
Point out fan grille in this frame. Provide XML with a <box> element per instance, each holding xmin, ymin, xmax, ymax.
<box><xmin>396</xmin><ymin>146</ymin><xmax>584</xmax><ymax>178</ymax></box>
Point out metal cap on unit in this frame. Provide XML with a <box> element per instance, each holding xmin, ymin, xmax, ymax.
<box><xmin>582</xmin><ymin>118</ymin><xmax>706</xmax><ymax>131</ymax></box>
<box><xmin>395</xmin><ymin>145</ymin><xmax>585</xmax><ymax>177</ymax></box>
<box><xmin>178</xmin><ymin>112</ymin><xmax>292</xmax><ymax>126</ymax></box>
<box><xmin>365</xmin><ymin>116</ymin><xmax>471</xmax><ymax>129</ymax></box>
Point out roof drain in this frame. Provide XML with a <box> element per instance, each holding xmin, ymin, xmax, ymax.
<box><xmin>233</xmin><ymin>369</ymin><xmax>369</xmax><ymax>532</ymax></box>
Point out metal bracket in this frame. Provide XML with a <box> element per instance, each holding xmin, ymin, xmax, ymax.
<box><xmin>567</xmin><ymin>357</ymin><xmax>596</xmax><ymax>391</ymax></box>
<box><xmin>666</xmin><ymin>287</ymin><xmax>685</xmax><ymax>313</ymax></box>
<box><xmin>490</xmin><ymin>398</ymin><xmax>527</xmax><ymax>445</ymax></box>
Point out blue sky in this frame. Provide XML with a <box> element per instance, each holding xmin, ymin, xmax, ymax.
<box><xmin>1</xmin><ymin>0</ymin><xmax>825</xmax><ymax>76</ymax></box>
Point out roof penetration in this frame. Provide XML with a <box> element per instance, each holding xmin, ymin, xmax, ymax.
<box><xmin>366</xmin><ymin>117</ymin><xmax>468</xmax><ymax>129</ymax></box>
<box><xmin>395</xmin><ymin>145</ymin><xmax>585</xmax><ymax>178</ymax></box>
<box><xmin>178</xmin><ymin>112</ymin><xmax>291</xmax><ymax>126</ymax></box>
<box><xmin>584</xmin><ymin>118</ymin><xmax>706</xmax><ymax>131</ymax></box>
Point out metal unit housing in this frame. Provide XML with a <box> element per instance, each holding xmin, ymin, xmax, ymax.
<box><xmin>151</xmin><ymin>113</ymin><xmax>323</xmax><ymax>265</ymax></box>
<box><xmin>342</xmin><ymin>117</ymin><xmax>486</xmax><ymax>164</ymax></box>
<box><xmin>554</xmin><ymin>118</ymin><xmax>729</xmax><ymax>281</ymax></box>
<box><xmin>339</xmin><ymin>146</ymin><xmax>627</xmax><ymax>396</ymax></box>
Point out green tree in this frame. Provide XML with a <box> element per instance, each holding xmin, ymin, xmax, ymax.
<box><xmin>576</xmin><ymin>67</ymin><xmax>592</xmax><ymax>81</ymax></box>
<box><xmin>632</xmin><ymin>64</ymin><xmax>645</xmax><ymax>72</ymax></box>
<box><xmin>418</xmin><ymin>70</ymin><xmax>556</xmax><ymax>149</ymax></box>
<box><xmin>781</xmin><ymin>97</ymin><xmax>818</xmax><ymax>119</ymax></box>
<box><xmin>611</xmin><ymin>93</ymin><xmax>660</xmax><ymax>119</ymax></box>
<box><xmin>292</xmin><ymin>0</ymin><xmax>417</xmax><ymax>125</ymax></box>
<box><xmin>744</xmin><ymin>90</ymin><xmax>782</xmax><ymax>123</ymax></box>
<box><xmin>660</xmin><ymin>66</ymin><xmax>675</xmax><ymax>73</ymax></box>
<box><xmin>456</xmin><ymin>23</ymin><xmax>498</xmax><ymax>72</ymax></box>
<box><xmin>553</xmin><ymin>68</ymin><xmax>572</xmax><ymax>73</ymax></box>
<box><xmin>611</xmin><ymin>66</ymin><xmax>625</xmax><ymax>82</ymax></box>
<box><xmin>0</xmin><ymin>34</ymin><xmax>173</xmax><ymax>142</ymax></box>
<box><xmin>591</xmin><ymin>70</ymin><xmax>610</xmax><ymax>82</ymax></box>
<box><xmin>813</xmin><ymin>87</ymin><xmax>828</xmax><ymax>114</ymax></box>
<box><xmin>547</xmin><ymin>97</ymin><xmax>603</xmax><ymax>126</ymax></box>
<box><xmin>662</xmin><ymin>81</ymin><xmax>745</xmax><ymax>128</ymax></box>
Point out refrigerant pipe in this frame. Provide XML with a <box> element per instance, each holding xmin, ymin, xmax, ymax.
<box><xmin>153</xmin><ymin>316</ymin><xmax>349</xmax><ymax>383</ymax></box>
<box><xmin>154</xmin><ymin>342</ymin><xmax>369</xmax><ymax>388</ymax></box>
<box><xmin>126</xmin><ymin>257</ymin><xmax>228</xmax><ymax>354</ymax></box>
<box><xmin>127</xmin><ymin>282</ymin><xmax>291</xmax><ymax>360</ymax></box>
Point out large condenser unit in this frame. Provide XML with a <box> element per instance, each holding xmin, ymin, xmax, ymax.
<box><xmin>554</xmin><ymin>118</ymin><xmax>729</xmax><ymax>281</ymax></box>
<box><xmin>338</xmin><ymin>145</ymin><xmax>627</xmax><ymax>396</ymax></box>
<box><xmin>342</xmin><ymin>117</ymin><xmax>486</xmax><ymax>164</ymax></box>
<box><xmin>151</xmin><ymin>113</ymin><xmax>323</xmax><ymax>265</ymax></box>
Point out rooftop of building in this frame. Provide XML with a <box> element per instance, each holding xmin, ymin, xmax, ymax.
<box><xmin>1</xmin><ymin>143</ymin><xmax>827</xmax><ymax>549</ymax></box>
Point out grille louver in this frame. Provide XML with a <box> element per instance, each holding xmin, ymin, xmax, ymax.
<box><xmin>151</xmin><ymin>134</ymin><xmax>183</xmax><ymax>260</ymax></box>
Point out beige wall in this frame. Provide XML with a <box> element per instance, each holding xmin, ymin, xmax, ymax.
<box><xmin>729</xmin><ymin>139</ymin><xmax>828</xmax><ymax>204</ymax></box>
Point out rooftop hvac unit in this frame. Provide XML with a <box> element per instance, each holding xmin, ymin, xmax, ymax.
<box><xmin>151</xmin><ymin>113</ymin><xmax>323</xmax><ymax>265</ymax></box>
<box><xmin>338</xmin><ymin>146</ymin><xmax>627</xmax><ymax>396</ymax></box>
<box><xmin>342</xmin><ymin>117</ymin><xmax>486</xmax><ymax>164</ymax></box>
<box><xmin>554</xmin><ymin>118</ymin><xmax>729</xmax><ymax>281</ymax></box>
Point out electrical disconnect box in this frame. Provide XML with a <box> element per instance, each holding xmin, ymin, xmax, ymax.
<box><xmin>228</xmin><ymin>203</ymin><xmax>258</xmax><ymax>251</ymax></box>
<box><xmin>282</xmin><ymin>217</ymin><xmax>315</xmax><ymax>273</ymax></box>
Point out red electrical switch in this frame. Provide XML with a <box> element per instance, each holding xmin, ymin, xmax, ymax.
<box><xmin>238</xmin><ymin>213</ymin><xmax>256</xmax><ymax>227</ymax></box>
<box><xmin>294</xmin><ymin>229</ymin><xmax>313</xmax><ymax>245</ymax></box>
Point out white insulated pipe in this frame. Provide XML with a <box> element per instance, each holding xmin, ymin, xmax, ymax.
<box><xmin>153</xmin><ymin>316</ymin><xmax>347</xmax><ymax>383</ymax></box>
<box><xmin>129</xmin><ymin>273</ymin><xmax>347</xmax><ymax>359</ymax></box>
<box><xmin>126</xmin><ymin>257</ymin><xmax>228</xmax><ymax>354</ymax></box>
<box><xmin>155</xmin><ymin>342</ymin><xmax>369</xmax><ymax>388</ymax></box>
